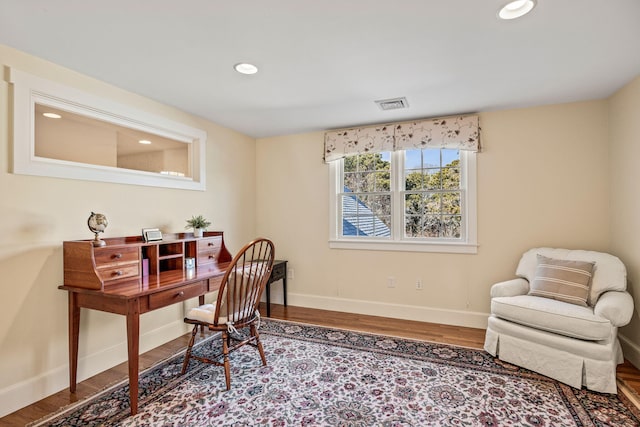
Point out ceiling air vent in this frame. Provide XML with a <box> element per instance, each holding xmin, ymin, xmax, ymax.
<box><xmin>375</xmin><ymin>97</ymin><xmax>409</xmax><ymax>111</ymax></box>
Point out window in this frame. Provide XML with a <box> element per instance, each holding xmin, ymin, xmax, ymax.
<box><xmin>341</xmin><ymin>152</ymin><xmax>392</xmax><ymax>238</ymax></box>
<box><xmin>330</xmin><ymin>148</ymin><xmax>477</xmax><ymax>253</ymax></box>
<box><xmin>404</xmin><ymin>148</ymin><xmax>462</xmax><ymax>239</ymax></box>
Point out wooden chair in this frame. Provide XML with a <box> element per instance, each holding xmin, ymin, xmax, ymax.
<box><xmin>180</xmin><ymin>238</ymin><xmax>275</xmax><ymax>389</ymax></box>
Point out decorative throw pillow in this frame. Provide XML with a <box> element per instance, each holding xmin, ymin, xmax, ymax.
<box><xmin>528</xmin><ymin>254</ymin><xmax>595</xmax><ymax>306</ymax></box>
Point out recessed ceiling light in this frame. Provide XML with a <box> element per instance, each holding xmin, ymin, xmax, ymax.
<box><xmin>498</xmin><ymin>0</ymin><xmax>536</xmax><ymax>20</ymax></box>
<box><xmin>234</xmin><ymin>63</ymin><xmax>258</xmax><ymax>75</ymax></box>
<box><xmin>42</xmin><ymin>112</ymin><xmax>62</xmax><ymax>119</ymax></box>
<box><xmin>139</xmin><ymin>139</ymin><xmax>152</xmax><ymax>145</ymax></box>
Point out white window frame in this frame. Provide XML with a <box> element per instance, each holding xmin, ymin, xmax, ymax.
<box><xmin>329</xmin><ymin>150</ymin><xmax>477</xmax><ymax>254</ymax></box>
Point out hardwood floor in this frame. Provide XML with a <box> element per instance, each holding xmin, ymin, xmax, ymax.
<box><xmin>2</xmin><ymin>304</ymin><xmax>639</xmax><ymax>425</ymax></box>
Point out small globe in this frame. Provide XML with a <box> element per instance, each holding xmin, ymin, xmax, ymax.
<box><xmin>88</xmin><ymin>212</ymin><xmax>108</xmax><ymax>233</ymax></box>
<box><xmin>88</xmin><ymin>212</ymin><xmax>108</xmax><ymax>246</ymax></box>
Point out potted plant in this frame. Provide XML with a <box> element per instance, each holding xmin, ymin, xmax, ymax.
<box><xmin>185</xmin><ymin>215</ymin><xmax>211</xmax><ymax>238</ymax></box>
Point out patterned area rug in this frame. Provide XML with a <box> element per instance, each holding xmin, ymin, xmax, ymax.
<box><xmin>31</xmin><ymin>319</ymin><xmax>640</xmax><ymax>426</ymax></box>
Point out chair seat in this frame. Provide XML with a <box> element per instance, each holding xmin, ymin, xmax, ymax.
<box><xmin>491</xmin><ymin>295</ymin><xmax>612</xmax><ymax>341</ymax></box>
<box><xmin>186</xmin><ymin>303</ymin><xmax>227</xmax><ymax>325</ymax></box>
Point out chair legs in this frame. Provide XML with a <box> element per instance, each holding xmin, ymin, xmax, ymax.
<box><xmin>180</xmin><ymin>322</ymin><xmax>267</xmax><ymax>392</ymax></box>
<box><xmin>251</xmin><ymin>324</ymin><xmax>267</xmax><ymax>366</ymax></box>
<box><xmin>222</xmin><ymin>331</ymin><xmax>231</xmax><ymax>390</ymax></box>
<box><xmin>180</xmin><ymin>325</ymin><xmax>199</xmax><ymax>375</ymax></box>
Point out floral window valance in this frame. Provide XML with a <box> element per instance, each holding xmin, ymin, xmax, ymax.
<box><xmin>324</xmin><ymin>114</ymin><xmax>480</xmax><ymax>163</ymax></box>
<box><xmin>323</xmin><ymin>124</ymin><xmax>395</xmax><ymax>163</ymax></box>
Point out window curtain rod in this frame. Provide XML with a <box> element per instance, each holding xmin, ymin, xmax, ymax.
<box><xmin>323</xmin><ymin>114</ymin><xmax>480</xmax><ymax>163</ymax></box>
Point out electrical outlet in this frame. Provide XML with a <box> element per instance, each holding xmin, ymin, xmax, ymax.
<box><xmin>288</xmin><ymin>268</ymin><xmax>294</xmax><ymax>279</ymax></box>
<box><xmin>387</xmin><ymin>277</ymin><xmax>396</xmax><ymax>288</ymax></box>
<box><xmin>416</xmin><ymin>279</ymin><xmax>423</xmax><ymax>290</ymax></box>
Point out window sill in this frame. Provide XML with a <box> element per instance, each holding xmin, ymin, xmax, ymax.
<box><xmin>328</xmin><ymin>239</ymin><xmax>478</xmax><ymax>254</ymax></box>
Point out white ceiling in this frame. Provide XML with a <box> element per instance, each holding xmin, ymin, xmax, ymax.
<box><xmin>1</xmin><ymin>0</ymin><xmax>639</xmax><ymax>139</ymax></box>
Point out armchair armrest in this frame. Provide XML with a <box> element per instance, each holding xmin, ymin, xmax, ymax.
<box><xmin>490</xmin><ymin>278</ymin><xmax>529</xmax><ymax>298</ymax></box>
<box><xmin>594</xmin><ymin>290</ymin><xmax>634</xmax><ymax>327</ymax></box>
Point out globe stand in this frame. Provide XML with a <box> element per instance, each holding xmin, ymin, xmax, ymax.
<box><xmin>92</xmin><ymin>232</ymin><xmax>106</xmax><ymax>247</ymax></box>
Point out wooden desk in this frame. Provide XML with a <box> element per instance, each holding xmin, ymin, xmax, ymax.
<box><xmin>58</xmin><ymin>232</ymin><xmax>232</xmax><ymax>415</ymax></box>
<box><xmin>265</xmin><ymin>260</ymin><xmax>287</xmax><ymax>317</ymax></box>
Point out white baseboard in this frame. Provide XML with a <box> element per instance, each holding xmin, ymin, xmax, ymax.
<box><xmin>0</xmin><ymin>320</ymin><xmax>188</xmax><ymax>418</ymax></box>
<box><xmin>619</xmin><ymin>333</ymin><xmax>640</xmax><ymax>370</ymax></box>
<box><xmin>287</xmin><ymin>293</ymin><xmax>489</xmax><ymax>330</ymax></box>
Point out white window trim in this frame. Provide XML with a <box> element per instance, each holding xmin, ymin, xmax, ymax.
<box><xmin>329</xmin><ymin>151</ymin><xmax>478</xmax><ymax>254</ymax></box>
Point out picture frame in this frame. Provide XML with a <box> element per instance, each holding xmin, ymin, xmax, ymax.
<box><xmin>142</xmin><ymin>228</ymin><xmax>163</xmax><ymax>242</ymax></box>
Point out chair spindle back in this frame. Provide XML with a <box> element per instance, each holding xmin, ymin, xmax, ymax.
<box><xmin>214</xmin><ymin>238</ymin><xmax>275</xmax><ymax>327</ymax></box>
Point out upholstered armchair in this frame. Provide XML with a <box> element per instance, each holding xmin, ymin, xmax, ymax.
<box><xmin>484</xmin><ymin>248</ymin><xmax>634</xmax><ymax>394</ymax></box>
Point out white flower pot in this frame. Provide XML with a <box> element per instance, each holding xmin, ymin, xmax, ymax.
<box><xmin>193</xmin><ymin>228</ymin><xmax>204</xmax><ymax>238</ymax></box>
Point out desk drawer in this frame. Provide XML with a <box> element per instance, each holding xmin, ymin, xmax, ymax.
<box><xmin>197</xmin><ymin>236</ymin><xmax>222</xmax><ymax>252</ymax></box>
<box><xmin>197</xmin><ymin>237</ymin><xmax>222</xmax><ymax>266</ymax></box>
<box><xmin>269</xmin><ymin>261</ymin><xmax>287</xmax><ymax>282</ymax></box>
<box><xmin>94</xmin><ymin>247</ymin><xmax>139</xmax><ymax>265</ymax></box>
<box><xmin>197</xmin><ymin>252</ymin><xmax>219</xmax><ymax>266</ymax></box>
<box><xmin>97</xmin><ymin>263</ymin><xmax>139</xmax><ymax>282</ymax></box>
<box><xmin>148</xmin><ymin>281</ymin><xmax>206</xmax><ymax>310</ymax></box>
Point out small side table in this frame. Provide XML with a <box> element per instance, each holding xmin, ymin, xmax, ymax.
<box><xmin>266</xmin><ymin>260</ymin><xmax>287</xmax><ymax>317</ymax></box>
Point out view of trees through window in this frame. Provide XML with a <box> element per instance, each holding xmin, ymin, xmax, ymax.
<box><xmin>342</xmin><ymin>152</ymin><xmax>391</xmax><ymax>237</ymax></box>
<box><xmin>341</xmin><ymin>149</ymin><xmax>461</xmax><ymax>238</ymax></box>
<box><xmin>405</xmin><ymin>148</ymin><xmax>461</xmax><ymax>238</ymax></box>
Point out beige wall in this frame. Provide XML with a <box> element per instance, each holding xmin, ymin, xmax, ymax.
<box><xmin>609</xmin><ymin>75</ymin><xmax>640</xmax><ymax>367</ymax></box>
<box><xmin>256</xmin><ymin>100</ymin><xmax>611</xmax><ymax>325</ymax></box>
<box><xmin>0</xmin><ymin>45</ymin><xmax>256</xmax><ymax>416</ymax></box>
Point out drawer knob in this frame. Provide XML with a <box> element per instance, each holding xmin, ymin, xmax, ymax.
<box><xmin>209</xmin><ymin>255</ymin><xmax>215</xmax><ymax>259</ymax></box>
<box><xmin>114</xmin><ymin>270</ymin><xmax>123</xmax><ymax>276</ymax></box>
<box><xmin>208</xmin><ymin>242</ymin><xmax>214</xmax><ymax>247</ymax></box>
<box><xmin>178</xmin><ymin>291</ymin><xmax>185</xmax><ymax>296</ymax></box>
<box><xmin>113</xmin><ymin>253</ymin><xmax>123</xmax><ymax>259</ymax></box>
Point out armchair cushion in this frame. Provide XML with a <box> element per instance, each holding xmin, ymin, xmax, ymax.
<box><xmin>528</xmin><ymin>255</ymin><xmax>594</xmax><ymax>306</ymax></box>
<box><xmin>516</xmin><ymin>248</ymin><xmax>626</xmax><ymax>305</ymax></box>
<box><xmin>491</xmin><ymin>295</ymin><xmax>612</xmax><ymax>340</ymax></box>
